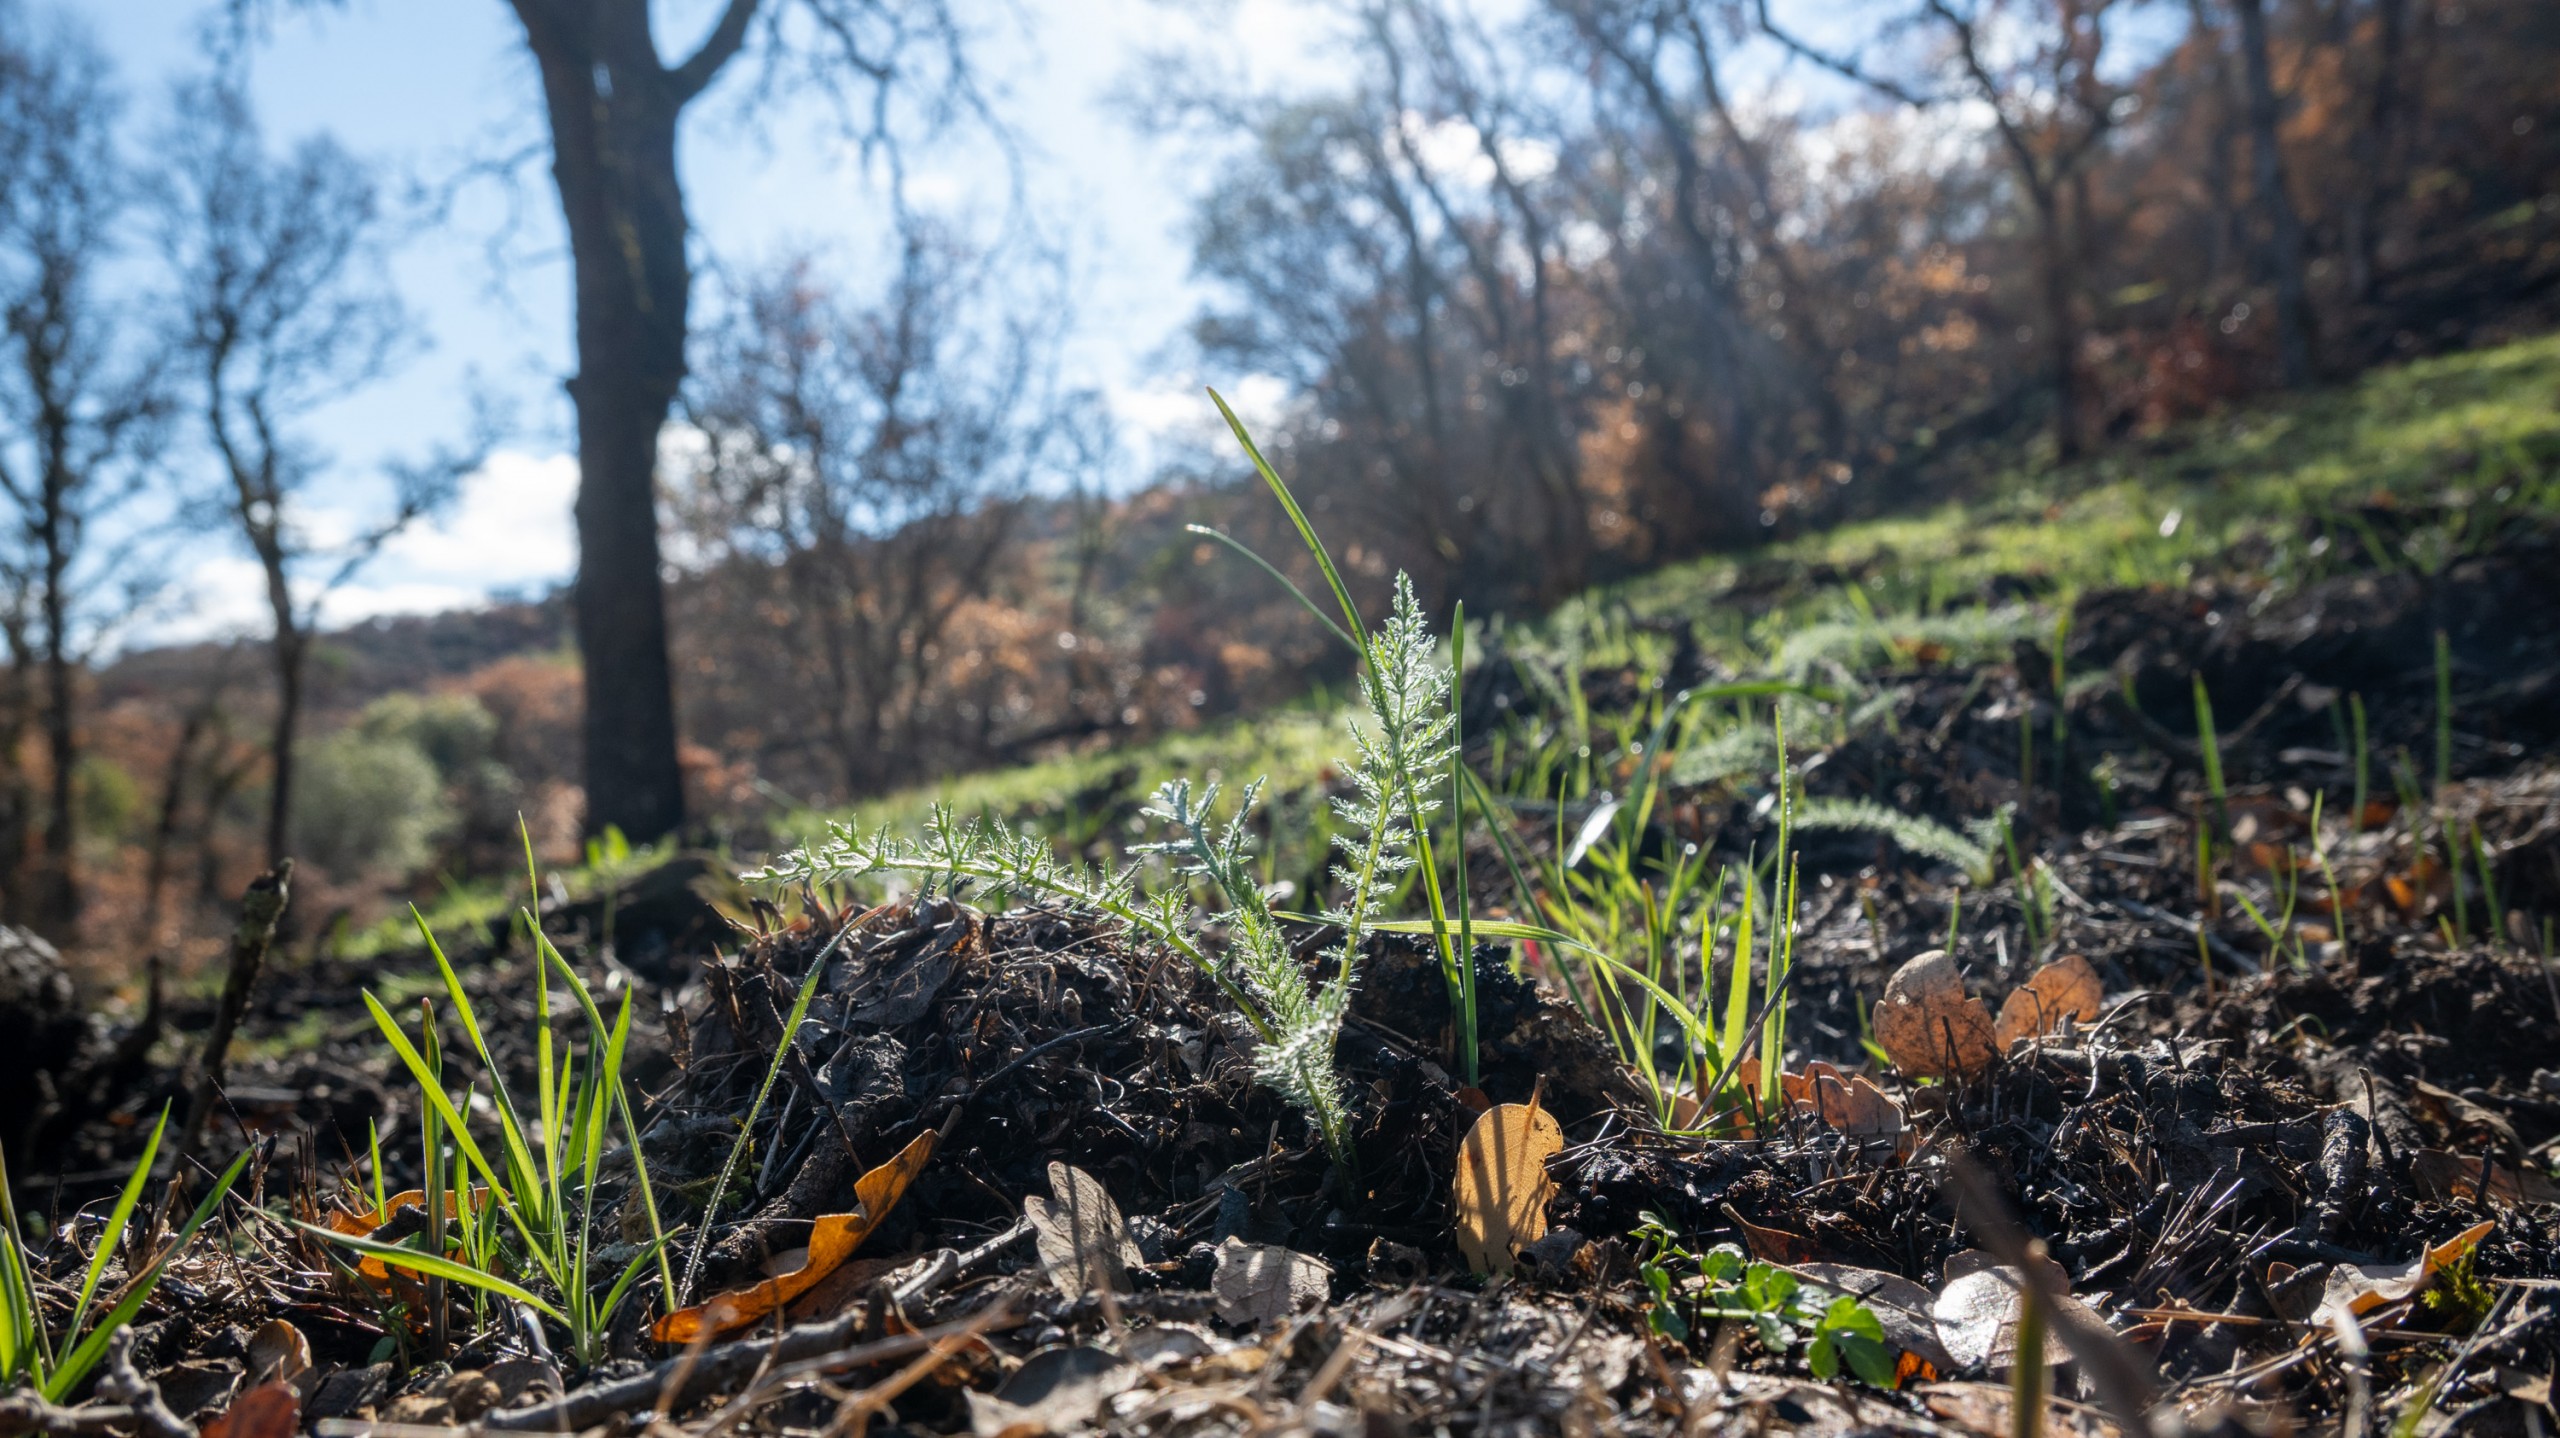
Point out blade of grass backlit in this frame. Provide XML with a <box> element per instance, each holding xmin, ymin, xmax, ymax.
<box><xmin>67</xmin><ymin>1106</ymin><xmax>167</xmax><ymax>1344</ymax></box>
<box><xmin>524</xmin><ymin>818</ymin><xmax>676</xmax><ymax>1316</ymax></box>
<box><xmin>1450</xmin><ymin>602</ymin><xmax>1478</xmax><ymax>1087</ymax></box>
<box><xmin>0</xmin><ymin>1124</ymin><xmax>49</xmax><ymax>1380</ymax></box>
<box><xmin>361</xmin><ymin>991</ymin><xmax>554</xmax><ymax>1277</ymax></box>
<box><xmin>1208</xmin><ymin>388</ymin><xmax>1369</xmax><ymax>652</ymax></box>
<box><xmin>680</xmin><ymin>913</ymin><xmax>851</xmax><ymax>1305</ymax></box>
<box><xmin>299</xmin><ymin>1224</ymin><xmax>563</xmax><ymax>1322</ymax></box>
<box><xmin>1183</xmin><ymin>525</ymin><xmax>1356</xmax><ymax>652</ymax></box>
<box><xmin>411</xmin><ymin>910</ymin><xmax>549</xmax><ymax>1228</ymax></box>
<box><xmin>47</xmin><ymin>1147</ymin><xmax>251</xmax><ymax>1403</ymax></box>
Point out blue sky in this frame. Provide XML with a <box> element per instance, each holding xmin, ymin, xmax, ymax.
<box><xmin>93</xmin><ymin>0</ymin><xmax>1333</xmax><ymax>640</ymax></box>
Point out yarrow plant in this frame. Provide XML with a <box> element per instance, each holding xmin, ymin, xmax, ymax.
<box><xmin>754</xmin><ymin>397</ymin><xmax>1470</xmax><ymax>1167</ymax></box>
<box><xmin>753</xmin><ymin>586</ymin><xmax>1455</xmax><ymax>1168</ymax></box>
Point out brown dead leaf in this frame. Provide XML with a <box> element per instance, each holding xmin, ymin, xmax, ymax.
<box><xmin>202</xmin><ymin>1384</ymin><xmax>299</xmax><ymax>1438</ymax></box>
<box><xmin>1453</xmin><ymin>1095</ymin><xmax>1563</xmax><ymax>1277</ymax></box>
<box><xmin>1797</xmin><ymin>1263</ymin><xmax>1953</xmax><ymax>1372</ymax></box>
<box><xmin>1724</xmin><ymin>1204</ymin><xmax>1825</xmax><ymax>1265</ymax></box>
<box><xmin>1992</xmin><ymin>954</ymin><xmax>2104</xmax><ymax>1052</ymax></box>
<box><xmin>2409</xmin><ymin>1149</ymin><xmax>2560</xmax><ymax>1208</ymax></box>
<box><xmin>779</xmin><ymin>1257</ymin><xmax>907</xmax><ymax>1322</ymax></box>
<box><xmin>1932</xmin><ymin>1256</ymin><xmax>2076</xmax><ymax>1373</ymax></box>
<box><xmin>1873</xmin><ymin>950</ymin><xmax>1996</xmax><ymax>1080</ymax></box>
<box><xmin>2311</xmin><ymin>1220</ymin><xmax>2496</xmax><ymax>1329</ymax></box>
<box><xmin>245</xmin><ymin>1318</ymin><xmax>312</xmax><ymax>1398</ymax></box>
<box><xmin>653</xmin><ymin>1129</ymin><xmax>935</xmax><ymax>1343</ymax></box>
<box><xmin>1024</xmin><ymin>1162</ymin><xmax>1144</xmax><ymax>1297</ymax></box>
<box><xmin>2408</xmin><ymin>1080</ymin><xmax>2523</xmax><ymax>1156</ymax></box>
<box><xmin>1210</xmin><ymin>1238</ymin><xmax>1330</xmax><ymax>1327</ymax></box>
<box><xmin>1920</xmin><ymin>1381</ymin><xmax>2123</xmax><ymax>1438</ymax></box>
<box><xmin>323</xmin><ymin>1188</ymin><xmax>493</xmax><ymax>1290</ymax></box>
<box><xmin>1790</xmin><ymin>1062</ymin><xmax>1908</xmax><ymax>1147</ymax></box>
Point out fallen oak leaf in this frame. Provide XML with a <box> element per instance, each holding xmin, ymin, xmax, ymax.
<box><xmin>2311</xmin><ymin>1219</ymin><xmax>2495</xmax><ymax>1330</ymax></box>
<box><xmin>781</xmin><ymin>1257</ymin><xmax>908</xmax><ymax>1323</ymax></box>
<box><xmin>1723</xmin><ymin>1204</ymin><xmax>1826</xmax><ymax>1266</ymax></box>
<box><xmin>1795</xmin><ymin>1263</ymin><xmax>1955</xmax><ymax>1374</ymax></box>
<box><xmin>2407</xmin><ymin>1079</ymin><xmax>2522</xmax><ymax>1156</ymax></box>
<box><xmin>1453</xmin><ymin>1093</ymin><xmax>1563</xmax><ymax>1277</ymax></box>
<box><xmin>202</xmin><ymin>1383</ymin><xmax>299</xmax><ymax>1438</ymax></box>
<box><xmin>322</xmin><ymin>1188</ymin><xmax>495</xmax><ymax>1287</ymax></box>
<box><xmin>1792</xmin><ymin>1063</ymin><xmax>1908</xmax><ymax>1151</ymax></box>
<box><xmin>1992</xmin><ymin>955</ymin><xmax>2103</xmax><ymax>1052</ymax></box>
<box><xmin>654</xmin><ymin>1129</ymin><xmax>936</xmax><ymax>1343</ymax></box>
<box><xmin>1023</xmin><ymin>1162</ymin><xmax>1143</xmax><ymax>1297</ymax></box>
<box><xmin>1931</xmin><ymin>1256</ymin><xmax>2077</xmax><ymax>1374</ymax></box>
<box><xmin>1211</xmin><ymin>1238</ymin><xmax>1330</xmax><ymax>1327</ymax></box>
<box><xmin>1873</xmin><ymin>950</ymin><xmax>1995</xmax><ymax>1080</ymax></box>
<box><xmin>2408</xmin><ymin>1149</ymin><xmax>2560</xmax><ymax>1208</ymax></box>
<box><xmin>245</xmin><ymin>1318</ymin><xmax>313</xmax><ymax>1399</ymax></box>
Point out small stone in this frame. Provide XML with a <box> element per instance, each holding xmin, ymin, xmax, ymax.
<box><xmin>307</xmin><ymin>1364</ymin><xmax>393</xmax><ymax>1420</ymax></box>
<box><xmin>444</xmin><ymin>1371</ymin><xmax>504</xmax><ymax>1424</ymax></box>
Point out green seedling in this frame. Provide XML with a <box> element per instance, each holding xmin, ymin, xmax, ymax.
<box><xmin>305</xmin><ymin>830</ymin><xmax>672</xmax><ymax>1368</ymax></box>
<box><xmin>0</xmin><ymin>1107</ymin><xmax>250</xmax><ymax>1402</ymax></box>
<box><xmin>1632</xmin><ymin>1215</ymin><xmax>1894</xmax><ymax>1386</ymax></box>
<box><xmin>2434</xmin><ymin>629</ymin><xmax>2453</xmax><ymax>797</ymax></box>
<box><xmin>2193</xmin><ymin>675</ymin><xmax>2227</xmax><ymax>834</ymax></box>
<box><xmin>2470</xmin><ymin>824</ymin><xmax>2502</xmax><ymax>951</ymax></box>
<box><xmin>2307</xmin><ymin>794</ymin><xmax>2353</xmax><ymax>955</ymax></box>
<box><xmin>2349</xmin><ymin>693</ymin><xmax>2371</xmax><ymax>834</ymax></box>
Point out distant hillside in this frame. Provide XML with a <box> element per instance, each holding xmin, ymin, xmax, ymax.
<box><xmin>96</xmin><ymin>592</ymin><xmax>574</xmax><ymax>720</ymax></box>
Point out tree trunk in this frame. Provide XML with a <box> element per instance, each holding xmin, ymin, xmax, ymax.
<box><xmin>35</xmin><ymin>406</ymin><xmax>78</xmax><ymax>935</ymax></box>
<box><xmin>136</xmin><ymin>702</ymin><xmax>209</xmax><ymax>953</ymax></box>
<box><xmin>2343</xmin><ymin>0</ymin><xmax>2408</xmax><ymax>303</ymax></box>
<box><xmin>518</xmin><ymin>6</ymin><xmax>701</xmax><ymax>844</ymax></box>
<box><xmin>263</xmin><ymin>628</ymin><xmax>303</xmax><ymax>870</ymax></box>
<box><xmin>2188</xmin><ymin>0</ymin><xmax>2241</xmax><ymax>300</ymax></box>
<box><xmin>2231</xmin><ymin>0</ymin><xmax>2314</xmax><ymax>386</ymax></box>
<box><xmin>2030</xmin><ymin>182</ymin><xmax>2087</xmax><ymax>460</ymax></box>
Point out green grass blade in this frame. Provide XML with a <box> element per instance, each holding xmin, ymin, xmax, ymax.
<box><xmin>1207</xmin><ymin>388</ymin><xmax>1369</xmax><ymax>652</ymax></box>
<box><xmin>67</xmin><ymin>1106</ymin><xmax>169</xmax><ymax>1344</ymax></box>
<box><xmin>1184</xmin><ymin>525</ymin><xmax>1357</xmax><ymax>653</ymax></box>
<box><xmin>1723</xmin><ymin>875</ymin><xmax>1756</xmax><ymax>1075</ymax></box>
<box><xmin>410</xmin><ymin>909</ymin><xmax>549</xmax><ymax>1229</ymax></box>
<box><xmin>296</xmin><ymin>1223</ymin><xmax>563</xmax><ymax>1322</ymax></box>
<box><xmin>45</xmin><ymin>1147</ymin><xmax>251</xmax><ymax>1403</ymax></box>
<box><xmin>680</xmin><ymin>921</ymin><xmax>836</xmax><ymax>1305</ymax></box>
<box><xmin>360</xmin><ymin>991</ymin><xmax>555</xmax><ymax>1280</ymax></box>
<box><xmin>524</xmin><ymin>906</ymin><xmax>677</xmax><ymax>1312</ymax></box>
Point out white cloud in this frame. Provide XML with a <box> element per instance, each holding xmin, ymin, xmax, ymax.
<box><xmin>141</xmin><ymin>448</ymin><xmax>580</xmax><ymax>648</ymax></box>
<box><xmin>362</xmin><ymin>449</ymin><xmax>580</xmax><ymax>596</ymax></box>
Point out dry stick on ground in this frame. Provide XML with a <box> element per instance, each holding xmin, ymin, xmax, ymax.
<box><xmin>94</xmin><ymin>1330</ymin><xmax>194</xmax><ymax>1438</ymax></box>
<box><xmin>175</xmin><ymin>860</ymin><xmax>293</xmax><ymax>1166</ymax></box>
<box><xmin>0</xmin><ymin>1332</ymin><xmax>197</xmax><ymax>1438</ymax></box>
<box><xmin>1944</xmin><ymin>1152</ymin><xmax>2164</xmax><ymax>1437</ymax></box>
<box><xmin>485</xmin><ymin>1310</ymin><xmax>1022</xmax><ymax>1432</ymax></box>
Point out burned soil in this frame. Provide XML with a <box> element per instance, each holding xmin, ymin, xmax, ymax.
<box><xmin>12</xmin><ymin>529</ymin><xmax>2560</xmax><ymax>1438</ymax></box>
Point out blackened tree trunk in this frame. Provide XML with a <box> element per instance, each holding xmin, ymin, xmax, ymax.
<box><xmin>510</xmin><ymin>0</ymin><xmax>761</xmax><ymax>844</ymax></box>
<box><xmin>2231</xmin><ymin>0</ymin><xmax>2313</xmax><ymax>386</ymax></box>
<box><xmin>2343</xmin><ymin>0</ymin><xmax>2408</xmax><ymax>302</ymax></box>
<box><xmin>37</xmin><ymin>455</ymin><xmax>75</xmax><ymax>929</ymax></box>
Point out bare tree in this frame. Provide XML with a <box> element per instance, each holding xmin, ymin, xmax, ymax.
<box><xmin>156</xmin><ymin>78</ymin><xmax>462</xmax><ymax>870</ymax></box>
<box><xmin>0</xmin><ymin>12</ymin><xmax>170</xmax><ymax>936</ymax></box>
<box><xmin>2226</xmin><ymin>0</ymin><xmax>2313</xmax><ymax>383</ymax></box>
<box><xmin>675</xmin><ymin>226</ymin><xmax>1083</xmax><ymax>796</ymax></box>
<box><xmin>1759</xmin><ymin>0</ymin><xmax>2125</xmax><ymax>456</ymax></box>
<box><xmin>501</xmin><ymin>0</ymin><xmax>991</xmax><ymax>844</ymax></box>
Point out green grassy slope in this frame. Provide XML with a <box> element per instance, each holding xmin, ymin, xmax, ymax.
<box><xmin>823</xmin><ymin>331</ymin><xmax>2560</xmax><ymax>842</ymax></box>
<box><xmin>352</xmin><ymin>331</ymin><xmax>2559</xmax><ymax>959</ymax></box>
